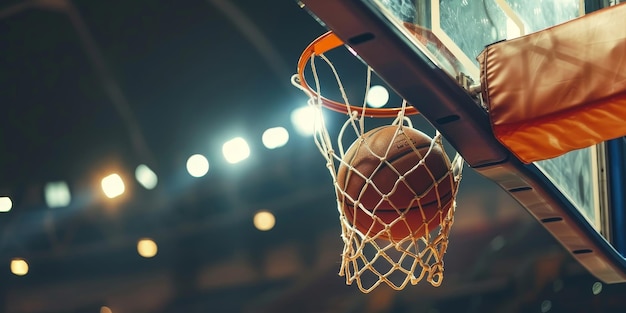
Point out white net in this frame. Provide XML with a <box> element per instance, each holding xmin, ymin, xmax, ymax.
<box><xmin>291</xmin><ymin>50</ymin><xmax>463</xmax><ymax>293</ymax></box>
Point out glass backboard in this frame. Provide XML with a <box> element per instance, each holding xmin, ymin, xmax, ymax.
<box><xmin>371</xmin><ymin>0</ymin><xmax>582</xmax><ymax>82</ymax></box>
<box><xmin>298</xmin><ymin>0</ymin><xmax>626</xmax><ymax>282</ymax></box>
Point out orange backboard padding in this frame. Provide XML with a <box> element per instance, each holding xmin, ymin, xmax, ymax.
<box><xmin>479</xmin><ymin>3</ymin><xmax>626</xmax><ymax>164</ymax></box>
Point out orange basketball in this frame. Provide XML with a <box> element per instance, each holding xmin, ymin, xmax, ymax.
<box><xmin>336</xmin><ymin>125</ymin><xmax>455</xmax><ymax>241</ymax></box>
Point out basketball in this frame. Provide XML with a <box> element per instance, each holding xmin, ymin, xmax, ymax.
<box><xmin>336</xmin><ymin>125</ymin><xmax>455</xmax><ymax>241</ymax></box>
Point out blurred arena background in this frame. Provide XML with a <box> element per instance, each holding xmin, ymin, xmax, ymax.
<box><xmin>1</xmin><ymin>1</ymin><xmax>626</xmax><ymax>312</ymax></box>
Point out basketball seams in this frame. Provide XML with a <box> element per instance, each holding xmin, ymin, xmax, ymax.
<box><xmin>344</xmin><ymin>127</ymin><xmax>436</xmax><ymax>202</ymax></box>
<box><xmin>373</xmin><ymin>146</ymin><xmax>450</xmax><ymax>208</ymax></box>
<box><xmin>337</xmin><ymin>132</ymin><xmax>377</xmax><ymax>232</ymax></box>
<box><xmin>345</xmin><ymin>198</ymin><xmax>454</xmax><ymax>241</ymax></box>
<box><xmin>337</xmin><ymin>125</ymin><xmax>387</xmax><ymax>192</ymax></box>
<box><xmin>336</xmin><ymin>125</ymin><xmax>457</xmax><ymax>242</ymax></box>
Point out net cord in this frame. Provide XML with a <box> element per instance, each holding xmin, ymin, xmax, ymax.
<box><xmin>291</xmin><ymin>47</ymin><xmax>464</xmax><ymax>293</ymax></box>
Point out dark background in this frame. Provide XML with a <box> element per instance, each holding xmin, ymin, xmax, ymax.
<box><xmin>1</xmin><ymin>0</ymin><xmax>625</xmax><ymax>312</ymax></box>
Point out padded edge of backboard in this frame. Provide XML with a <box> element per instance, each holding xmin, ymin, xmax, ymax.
<box><xmin>299</xmin><ymin>0</ymin><xmax>626</xmax><ymax>283</ymax></box>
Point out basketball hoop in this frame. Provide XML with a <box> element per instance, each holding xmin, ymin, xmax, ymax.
<box><xmin>291</xmin><ymin>31</ymin><xmax>464</xmax><ymax>293</ymax></box>
<box><xmin>294</xmin><ymin>31</ymin><xmax>419</xmax><ymax>118</ymax></box>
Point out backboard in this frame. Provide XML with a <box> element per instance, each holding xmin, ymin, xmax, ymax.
<box><xmin>298</xmin><ymin>0</ymin><xmax>626</xmax><ymax>283</ymax></box>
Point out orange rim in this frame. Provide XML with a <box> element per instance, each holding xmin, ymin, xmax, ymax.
<box><xmin>296</xmin><ymin>31</ymin><xmax>420</xmax><ymax>118</ymax></box>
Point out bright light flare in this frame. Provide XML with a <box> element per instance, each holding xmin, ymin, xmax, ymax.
<box><xmin>44</xmin><ymin>181</ymin><xmax>71</xmax><ymax>208</ymax></box>
<box><xmin>10</xmin><ymin>258</ymin><xmax>28</xmax><ymax>276</ymax></box>
<box><xmin>137</xmin><ymin>238</ymin><xmax>158</xmax><ymax>258</ymax></box>
<box><xmin>592</xmin><ymin>282</ymin><xmax>603</xmax><ymax>295</ymax></box>
<box><xmin>262</xmin><ymin>127</ymin><xmax>289</xmax><ymax>149</ymax></box>
<box><xmin>222</xmin><ymin>137</ymin><xmax>250</xmax><ymax>164</ymax></box>
<box><xmin>290</xmin><ymin>106</ymin><xmax>317</xmax><ymax>136</ymax></box>
<box><xmin>366</xmin><ymin>85</ymin><xmax>390</xmax><ymax>108</ymax></box>
<box><xmin>253</xmin><ymin>210</ymin><xmax>276</xmax><ymax>231</ymax></box>
<box><xmin>135</xmin><ymin>164</ymin><xmax>158</xmax><ymax>190</ymax></box>
<box><xmin>101</xmin><ymin>174</ymin><xmax>125</xmax><ymax>199</ymax></box>
<box><xmin>100</xmin><ymin>306</ymin><xmax>113</xmax><ymax>313</ymax></box>
<box><xmin>186</xmin><ymin>154</ymin><xmax>209</xmax><ymax>177</ymax></box>
<box><xmin>0</xmin><ymin>196</ymin><xmax>12</xmax><ymax>213</ymax></box>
